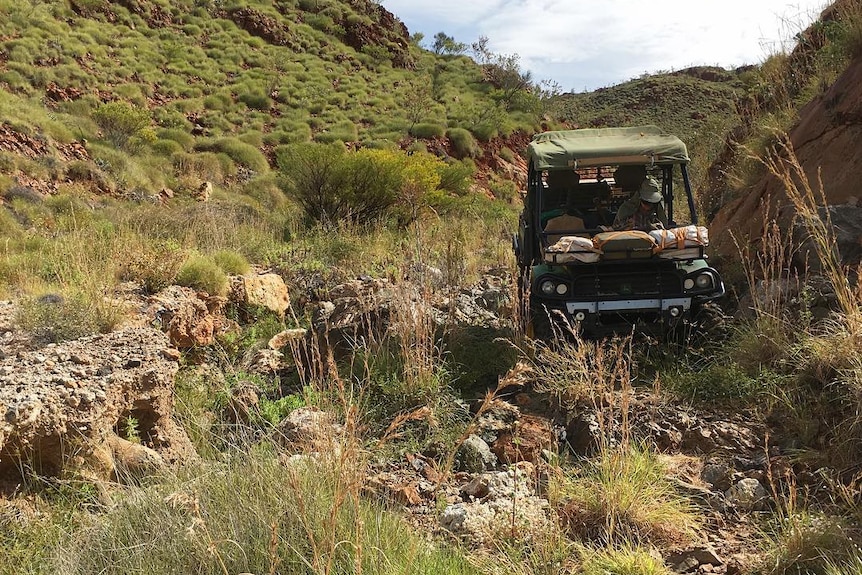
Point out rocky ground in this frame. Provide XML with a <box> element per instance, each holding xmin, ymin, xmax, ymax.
<box><xmin>0</xmin><ymin>271</ymin><xmax>839</xmax><ymax>572</ymax></box>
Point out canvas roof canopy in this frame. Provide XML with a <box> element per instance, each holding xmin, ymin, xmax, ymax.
<box><xmin>527</xmin><ymin>125</ymin><xmax>690</xmax><ymax>170</ymax></box>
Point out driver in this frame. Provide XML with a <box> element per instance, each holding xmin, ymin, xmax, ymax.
<box><xmin>612</xmin><ymin>176</ymin><xmax>668</xmax><ymax>230</ymax></box>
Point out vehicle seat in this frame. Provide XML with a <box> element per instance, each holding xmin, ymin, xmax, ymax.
<box><xmin>613</xmin><ymin>165</ymin><xmax>646</xmax><ymax>193</ymax></box>
<box><xmin>544</xmin><ymin>213</ymin><xmax>587</xmax><ymax>243</ymax></box>
<box><xmin>546</xmin><ymin>170</ymin><xmax>580</xmax><ymax>191</ymax></box>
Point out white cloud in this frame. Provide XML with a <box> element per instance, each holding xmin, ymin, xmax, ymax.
<box><xmin>380</xmin><ymin>0</ymin><xmax>827</xmax><ymax>91</ymax></box>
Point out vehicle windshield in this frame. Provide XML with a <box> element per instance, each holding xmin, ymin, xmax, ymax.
<box><xmin>535</xmin><ymin>162</ymin><xmax>696</xmax><ymax>237</ymax></box>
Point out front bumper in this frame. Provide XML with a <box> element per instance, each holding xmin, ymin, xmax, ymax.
<box><xmin>565</xmin><ymin>297</ymin><xmax>691</xmax><ymax>316</ymax></box>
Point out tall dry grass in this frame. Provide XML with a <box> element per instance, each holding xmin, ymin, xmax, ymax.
<box><xmin>727</xmin><ymin>134</ymin><xmax>862</xmax><ymax>570</ymax></box>
<box><xmin>757</xmin><ymin>136</ymin><xmax>862</xmax><ymax>429</ymax></box>
<box><xmin>530</xmin><ymin>331</ymin><xmax>636</xmax><ymax>450</ymax></box>
<box><xmin>525</xmin><ymin>331</ymin><xmax>700</xmax><ymax>548</ymax></box>
<box><xmin>758</xmin><ymin>134</ymin><xmax>860</xmax><ymax>330</ymax></box>
<box><xmin>53</xmin><ymin>444</ymin><xmax>479</xmax><ymax>575</ymax></box>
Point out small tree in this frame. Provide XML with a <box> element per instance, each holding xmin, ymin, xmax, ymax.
<box><xmin>276</xmin><ymin>143</ymin><xmax>350</xmax><ymax>224</ymax></box>
<box><xmin>432</xmin><ymin>32</ymin><xmax>466</xmax><ymax>56</ymax></box>
<box><xmin>276</xmin><ymin>144</ymin><xmax>446</xmax><ymax>227</ymax></box>
<box><xmin>403</xmin><ymin>78</ymin><xmax>434</xmax><ymax>132</ymax></box>
<box><xmin>471</xmin><ymin>35</ymin><xmax>535</xmax><ymax>111</ymax></box>
<box><xmin>343</xmin><ymin>149</ymin><xmax>404</xmax><ymax>223</ymax></box>
<box><xmin>92</xmin><ymin>101</ymin><xmax>152</xmax><ymax>149</ymax></box>
<box><xmin>397</xmin><ymin>151</ymin><xmax>442</xmax><ymax>224</ymax></box>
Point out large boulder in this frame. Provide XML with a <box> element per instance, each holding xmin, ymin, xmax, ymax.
<box><xmin>231</xmin><ymin>272</ymin><xmax>290</xmax><ymax>318</ymax></box>
<box><xmin>790</xmin><ymin>204</ymin><xmax>862</xmax><ymax>272</ymax></box>
<box><xmin>147</xmin><ymin>286</ymin><xmax>229</xmax><ymax>349</ymax></box>
<box><xmin>0</xmin><ymin>326</ymin><xmax>194</xmax><ymax>481</ymax></box>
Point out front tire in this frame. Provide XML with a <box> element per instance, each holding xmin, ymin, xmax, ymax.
<box><xmin>690</xmin><ymin>301</ymin><xmax>729</xmax><ymax>344</ymax></box>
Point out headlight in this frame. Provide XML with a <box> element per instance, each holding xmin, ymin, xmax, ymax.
<box><xmin>540</xmin><ymin>280</ymin><xmax>556</xmax><ymax>295</ymax></box>
<box><xmin>556</xmin><ymin>283</ymin><xmax>568</xmax><ymax>295</ymax></box>
<box><xmin>684</xmin><ymin>278</ymin><xmax>695</xmax><ymax>290</ymax></box>
<box><xmin>695</xmin><ymin>273</ymin><xmax>713</xmax><ymax>289</ymax></box>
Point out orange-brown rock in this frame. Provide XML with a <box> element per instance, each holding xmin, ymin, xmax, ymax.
<box><xmin>231</xmin><ymin>272</ymin><xmax>290</xmax><ymax>318</ymax></box>
<box><xmin>710</xmin><ymin>53</ymin><xmax>862</xmax><ymax>265</ymax></box>
<box><xmin>0</xmin><ymin>326</ymin><xmax>194</xmax><ymax>482</ymax></box>
<box><xmin>491</xmin><ymin>414</ymin><xmax>554</xmax><ymax>465</ymax></box>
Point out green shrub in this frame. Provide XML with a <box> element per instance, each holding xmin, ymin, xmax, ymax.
<box><xmin>212</xmin><ymin>249</ymin><xmax>250</xmax><ymax>275</ymax></box>
<box><xmin>63</xmin><ymin>160</ymin><xmax>98</xmax><ymax>181</ymax></box>
<box><xmin>238</xmin><ymin>90</ymin><xmax>270</xmax><ymax>110</ymax></box>
<box><xmin>114</xmin><ymin>83</ymin><xmax>147</xmax><ymax>107</ymax></box>
<box><xmin>203</xmin><ymin>92</ymin><xmax>232</xmax><ymax>111</ymax></box>
<box><xmin>0</xmin><ymin>70</ymin><xmax>30</xmax><ymax>91</ymax></box>
<box><xmin>438</xmin><ymin>159</ymin><xmax>474</xmax><ymax>196</ymax></box>
<box><xmin>176</xmin><ymin>253</ymin><xmax>229</xmax><ymax>296</ymax></box>
<box><xmin>275</xmin><ymin>142</ymin><xmax>345</xmax><ymax>223</ymax></box>
<box><xmin>470</xmin><ymin>123</ymin><xmax>498</xmax><ymax>142</ymax></box>
<box><xmin>488</xmin><ymin>178</ymin><xmax>517</xmax><ymax>202</ymax></box>
<box><xmin>172</xmin><ymin>152</ymin><xmax>224</xmax><ymax>183</ymax></box>
<box><xmin>0</xmin><ymin>151</ymin><xmax>16</xmax><ymax>173</ymax></box>
<box><xmin>156</xmin><ymin>128</ymin><xmax>194</xmax><ymax>150</ymax></box>
<box><xmin>238</xmin><ymin>131</ymin><xmax>263</xmax><ymax>148</ymax></box>
<box><xmin>0</xmin><ymin>175</ymin><xmax>14</xmax><ymax>195</ymax></box>
<box><xmin>446</xmin><ymin>325</ymin><xmax>518</xmax><ymax>390</ymax></box>
<box><xmin>92</xmin><ymin>101</ymin><xmax>151</xmax><ymax>149</ymax></box>
<box><xmin>579</xmin><ymin>544</ymin><xmax>672</xmax><ymax>575</ymax></box>
<box><xmin>409</xmin><ymin>122</ymin><xmax>445</xmax><ymax>138</ymax></box>
<box><xmin>276</xmin><ymin>143</ymin><xmax>415</xmax><ymax>224</ymax></box>
<box><xmin>314</xmin><ymin>120</ymin><xmax>358</xmax><ymax>144</ymax></box>
<box><xmin>445</xmin><ymin>127</ymin><xmax>479</xmax><ymax>159</ymax></box>
<box><xmin>258</xmin><ymin>394</ymin><xmax>306</xmax><ymax>425</ymax></box>
<box><xmin>195</xmin><ymin>138</ymin><xmax>269</xmax><ymax>173</ymax></box>
<box><xmin>667</xmin><ymin>361</ymin><xmax>782</xmax><ymax>404</ymax></box>
<box><xmin>152</xmin><ymin>107</ymin><xmax>189</xmax><ymax>130</ymax></box>
<box><xmin>119</xmin><ymin>239</ymin><xmax>186</xmax><ymax>295</ymax></box>
<box><xmin>554</xmin><ymin>445</ymin><xmax>699</xmax><ymax>546</ymax></box>
<box><xmin>16</xmin><ymin>290</ymin><xmax>119</xmax><ymax>344</ymax></box>
<box><xmin>760</xmin><ymin>512</ymin><xmax>858</xmax><ymax>575</ymax></box>
<box><xmin>215</xmin><ymin>153</ymin><xmax>238</xmax><ymax>179</ymax></box>
<box><xmin>150</xmin><ymin>139</ymin><xmax>183</xmax><ymax>156</ymax></box>
<box><xmin>405</xmin><ymin>140</ymin><xmax>427</xmax><ymax>153</ymax></box>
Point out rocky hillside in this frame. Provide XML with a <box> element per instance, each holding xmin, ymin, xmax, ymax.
<box><xmin>556</xmin><ymin>66</ymin><xmax>746</xmax><ymax>190</ymax></box>
<box><xmin>0</xmin><ymin>0</ymin><xmax>539</xmax><ymax>205</ymax></box>
<box><xmin>709</xmin><ymin>52</ymin><xmax>862</xmax><ymax>267</ymax></box>
<box><xmin>703</xmin><ymin>0</ymin><xmax>862</xmax><ymax>271</ymax></box>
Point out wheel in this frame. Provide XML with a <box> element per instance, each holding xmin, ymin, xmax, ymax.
<box><xmin>689</xmin><ymin>301</ymin><xmax>729</xmax><ymax>345</ymax></box>
<box><xmin>517</xmin><ymin>266</ymin><xmax>532</xmax><ymax>336</ymax></box>
<box><xmin>529</xmin><ymin>306</ymin><xmax>554</xmax><ymax>340</ymax></box>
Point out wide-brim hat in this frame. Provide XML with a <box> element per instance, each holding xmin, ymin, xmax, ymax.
<box><xmin>638</xmin><ymin>176</ymin><xmax>662</xmax><ymax>204</ymax></box>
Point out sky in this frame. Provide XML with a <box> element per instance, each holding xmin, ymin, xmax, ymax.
<box><xmin>379</xmin><ymin>1</ymin><xmax>828</xmax><ymax>93</ymax></box>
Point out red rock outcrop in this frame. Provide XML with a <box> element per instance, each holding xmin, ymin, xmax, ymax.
<box><xmin>710</xmin><ymin>53</ymin><xmax>862</xmax><ymax>265</ymax></box>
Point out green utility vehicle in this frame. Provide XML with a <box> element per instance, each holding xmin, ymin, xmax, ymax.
<box><xmin>513</xmin><ymin>126</ymin><xmax>725</xmax><ymax>337</ymax></box>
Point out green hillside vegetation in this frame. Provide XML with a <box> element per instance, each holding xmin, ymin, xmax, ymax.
<box><xmin>0</xmin><ymin>0</ymin><xmax>549</xmax><ymax>203</ymax></box>
<box><xmin>0</xmin><ymin>0</ymin><xmax>539</xmax><ymax>301</ymax></box>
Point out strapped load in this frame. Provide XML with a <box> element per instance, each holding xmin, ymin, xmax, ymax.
<box><xmin>593</xmin><ymin>230</ymin><xmax>657</xmax><ymax>260</ymax></box>
<box><xmin>544</xmin><ymin>235</ymin><xmax>601</xmax><ymax>263</ymax></box>
<box><xmin>650</xmin><ymin>225</ymin><xmax>709</xmax><ymax>259</ymax></box>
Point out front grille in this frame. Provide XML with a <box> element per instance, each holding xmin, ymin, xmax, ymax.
<box><xmin>572</xmin><ymin>271</ymin><xmax>681</xmax><ymax>297</ymax></box>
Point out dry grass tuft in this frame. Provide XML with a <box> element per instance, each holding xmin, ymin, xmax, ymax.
<box><xmin>552</xmin><ymin>444</ymin><xmax>700</xmax><ymax>547</ymax></box>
